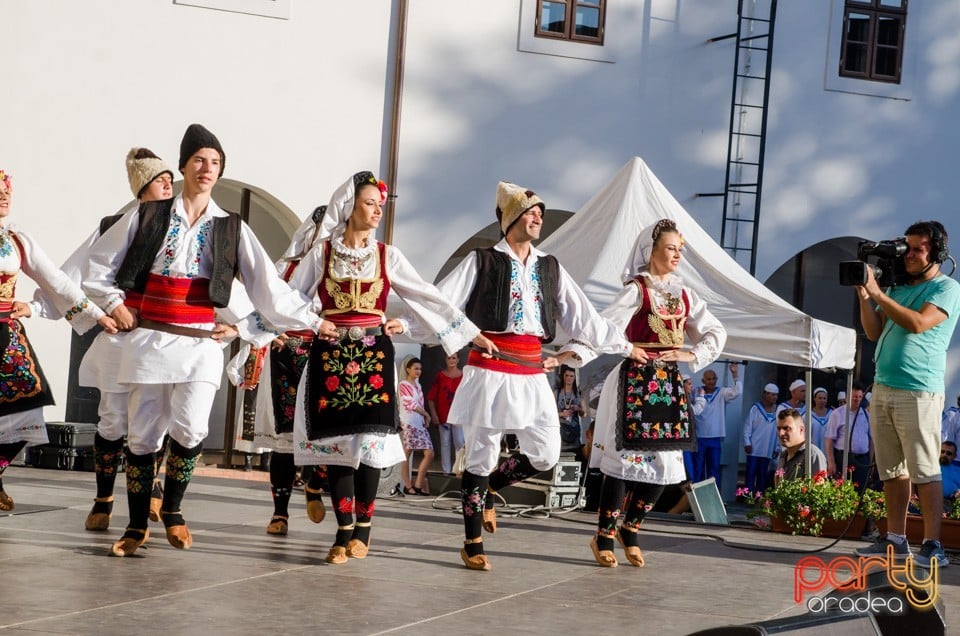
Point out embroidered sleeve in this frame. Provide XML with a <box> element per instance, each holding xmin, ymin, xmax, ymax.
<box><xmin>15</xmin><ymin>229</ymin><xmax>105</xmax><ymax>335</ymax></box>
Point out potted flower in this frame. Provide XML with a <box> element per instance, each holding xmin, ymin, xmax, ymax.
<box><xmin>872</xmin><ymin>490</ymin><xmax>960</xmax><ymax>549</ymax></box>
<box><xmin>741</xmin><ymin>470</ymin><xmax>864</xmax><ymax>537</ymax></box>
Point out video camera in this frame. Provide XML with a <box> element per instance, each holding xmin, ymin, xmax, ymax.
<box><xmin>838</xmin><ymin>238</ymin><xmax>908</xmax><ymax>287</ymax></box>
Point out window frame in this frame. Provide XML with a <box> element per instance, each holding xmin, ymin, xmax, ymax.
<box><xmin>838</xmin><ymin>0</ymin><xmax>907</xmax><ymax>84</ymax></box>
<box><xmin>535</xmin><ymin>0</ymin><xmax>606</xmax><ymax>46</ymax></box>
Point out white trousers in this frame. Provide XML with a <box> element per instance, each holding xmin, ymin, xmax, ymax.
<box><xmin>96</xmin><ymin>391</ymin><xmax>129</xmax><ymax>442</ymax></box>
<box><xmin>126</xmin><ymin>382</ymin><xmax>217</xmax><ymax>455</ymax></box>
<box><xmin>463</xmin><ymin>424</ymin><xmax>560</xmax><ymax>476</ymax></box>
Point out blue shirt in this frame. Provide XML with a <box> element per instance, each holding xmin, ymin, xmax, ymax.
<box><xmin>875</xmin><ymin>274</ymin><xmax>960</xmax><ymax>393</ymax></box>
<box><xmin>943</xmin><ymin>463</ymin><xmax>960</xmax><ymax>500</ymax></box>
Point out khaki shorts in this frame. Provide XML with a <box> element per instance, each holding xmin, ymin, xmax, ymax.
<box><xmin>870</xmin><ymin>383</ymin><xmax>944</xmax><ymax>483</ymax></box>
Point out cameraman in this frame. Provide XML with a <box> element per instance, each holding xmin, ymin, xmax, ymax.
<box><xmin>854</xmin><ymin>221</ymin><xmax>960</xmax><ymax>569</ymax></box>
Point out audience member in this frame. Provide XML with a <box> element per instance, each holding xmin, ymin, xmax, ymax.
<box><xmin>427</xmin><ymin>352</ymin><xmax>464</xmax><ymax>475</ymax></box>
<box><xmin>555</xmin><ymin>365</ymin><xmax>585</xmax><ymax>451</ymax></box>
<box><xmin>942</xmin><ymin>394</ymin><xmax>960</xmax><ymax>445</ymax></box>
<box><xmin>809</xmin><ymin>387</ymin><xmax>832</xmax><ymax>451</ymax></box>
<box><xmin>742</xmin><ymin>383</ymin><xmax>779</xmax><ymax>494</ymax></box>
<box><xmin>776</xmin><ymin>408</ymin><xmax>827</xmax><ymax>483</ymax></box>
<box><xmin>824</xmin><ymin>385</ymin><xmax>872</xmax><ymax>487</ymax></box>
<box><xmin>693</xmin><ymin>363</ymin><xmax>741</xmax><ymax>489</ymax></box>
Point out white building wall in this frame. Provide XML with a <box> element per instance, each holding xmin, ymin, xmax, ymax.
<box><xmin>3</xmin><ymin>0</ymin><xmax>959</xmax><ymax>422</ymax></box>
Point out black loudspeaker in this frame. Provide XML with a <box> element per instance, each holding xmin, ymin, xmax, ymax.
<box><xmin>686</xmin><ymin>612</ymin><xmax>881</xmax><ymax>635</ymax></box>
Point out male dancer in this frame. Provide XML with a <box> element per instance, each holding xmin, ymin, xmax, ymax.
<box><xmin>33</xmin><ymin>148</ymin><xmax>176</xmax><ymax>531</ymax></box>
<box><xmin>84</xmin><ymin>124</ymin><xmax>336</xmax><ymax>556</ymax></box>
<box><xmin>431</xmin><ymin>181</ymin><xmax>642</xmax><ymax>570</ymax></box>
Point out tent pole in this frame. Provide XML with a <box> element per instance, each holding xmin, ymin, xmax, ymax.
<box><xmin>804</xmin><ymin>369</ymin><xmax>813</xmax><ymax>477</ymax></box>
<box><xmin>842</xmin><ymin>370</ymin><xmax>854</xmax><ymax>482</ymax></box>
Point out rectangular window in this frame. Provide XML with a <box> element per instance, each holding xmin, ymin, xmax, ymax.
<box><xmin>839</xmin><ymin>0</ymin><xmax>906</xmax><ymax>83</ymax></box>
<box><xmin>535</xmin><ymin>0</ymin><xmax>605</xmax><ymax>45</ymax></box>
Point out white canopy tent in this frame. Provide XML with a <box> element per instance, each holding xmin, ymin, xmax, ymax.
<box><xmin>538</xmin><ymin>157</ymin><xmax>856</xmax><ymax>371</ymax></box>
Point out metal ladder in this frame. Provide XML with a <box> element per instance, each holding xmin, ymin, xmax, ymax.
<box><xmin>706</xmin><ymin>0</ymin><xmax>778</xmax><ymax>275</ymax></box>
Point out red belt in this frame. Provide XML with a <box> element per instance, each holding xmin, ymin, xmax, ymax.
<box><xmin>467</xmin><ymin>332</ymin><xmax>543</xmax><ymax>376</ymax></box>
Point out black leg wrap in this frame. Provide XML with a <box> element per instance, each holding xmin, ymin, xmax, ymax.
<box><xmin>270</xmin><ymin>453</ymin><xmax>297</xmax><ymax>518</ymax></box>
<box><xmin>488</xmin><ymin>452</ymin><xmax>538</xmax><ymax>492</ymax></box>
<box><xmin>327</xmin><ymin>465</ymin><xmax>356</xmax><ymax>527</ymax></box>
<box><xmin>621</xmin><ymin>481</ymin><xmax>665</xmax><ymax>531</ymax></box>
<box><xmin>124</xmin><ymin>448</ymin><xmax>157</xmax><ymax>530</ymax></box>
<box><xmin>162</xmin><ymin>440</ymin><xmax>202</xmax><ymax>517</ymax></box>
<box><xmin>93</xmin><ymin>434</ymin><xmax>125</xmax><ymax>499</ymax></box>
<box><xmin>597</xmin><ymin>475</ymin><xmax>627</xmax><ymax>536</ymax></box>
<box><xmin>461</xmin><ymin>471</ymin><xmax>489</xmax><ymax>541</ymax></box>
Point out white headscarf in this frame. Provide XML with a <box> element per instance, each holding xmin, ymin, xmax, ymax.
<box><xmin>623</xmin><ymin>219</ymin><xmax>682</xmax><ymax>282</ymax></box>
<box><xmin>311</xmin><ymin>170</ymin><xmax>382</xmax><ymax>249</ymax></box>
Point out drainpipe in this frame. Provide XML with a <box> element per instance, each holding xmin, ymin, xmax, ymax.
<box><xmin>382</xmin><ymin>0</ymin><xmax>409</xmax><ymax>245</ymax></box>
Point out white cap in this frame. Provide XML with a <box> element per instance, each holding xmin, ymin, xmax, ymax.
<box><xmin>763</xmin><ymin>383</ymin><xmax>779</xmax><ymax>394</ymax></box>
<box><xmin>865</xmin><ymin>391</ymin><xmax>872</xmax><ymax>401</ymax></box>
<box><xmin>681</xmin><ymin>373</ymin><xmax>692</xmax><ymax>382</ymax></box>
<box><xmin>813</xmin><ymin>387</ymin><xmax>827</xmax><ymax>397</ymax></box>
<box><xmin>789</xmin><ymin>379</ymin><xmax>806</xmax><ymax>392</ymax></box>
<box><xmin>837</xmin><ymin>391</ymin><xmax>847</xmax><ymax>400</ymax></box>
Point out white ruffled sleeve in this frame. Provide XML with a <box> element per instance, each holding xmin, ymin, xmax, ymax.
<box><xmin>16</xmin><ymin>229</ymin><xmax>104</xmax><ymax>335</ymax></box>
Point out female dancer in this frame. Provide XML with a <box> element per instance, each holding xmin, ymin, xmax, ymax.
<box><xmin>0</xmin><ymin>169</ymin><xmax>117</xmax><ymax>510</ymax></box>
<box><xmin>398</xmin><ymin>356</ymin><xmax>434</xmax><ymax>495</ymax></box>
<box><xmin>290</xmin><ymin>171</ymin><xmax>490</xmax><ymax>564</ymax></box>
<box><xmin>564</xmin><ymin>219</ymin><xmax>725</xmax><ymax>567</ymax></box>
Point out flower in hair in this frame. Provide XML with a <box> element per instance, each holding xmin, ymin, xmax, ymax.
<box><xmin>0</xmin><ymin>169</ymin><xmax>11</xmax><ymax>191</ymax></box>
<box><xmin>376</xmin><ymin>180</ymin><xmax>388</xmax><ymax>205</ymax></box>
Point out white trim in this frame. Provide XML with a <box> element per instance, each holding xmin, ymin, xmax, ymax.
<box><xmin>174</xmin><ymin>0</ymin><xmax>291</xmax><ymax>20</ymax></box>
<box><xmin>517</xmin><ymin>0</ymin><xmax>614</xmax><ymax>63</ymax></box>
<box><xmin>823</xmin><ymin>0</ymin><xmax>917</xmax><ymax>101</ymax></box>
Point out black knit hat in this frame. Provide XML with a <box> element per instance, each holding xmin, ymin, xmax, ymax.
<box><xmin>179</xmin><ymin>123</ymin><xmax>225</xmax><ymax>176</ymax></box>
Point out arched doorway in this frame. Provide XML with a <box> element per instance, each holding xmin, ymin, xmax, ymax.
<box><xmin>65</xmin><ymin>180</ymin><xmax>301</xmax><ymax>461</ymax></box>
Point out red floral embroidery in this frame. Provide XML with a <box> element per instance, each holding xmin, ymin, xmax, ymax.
<box><xmin>345</xmin><ymin>360</ymin><xmax>361</xmax><ymax>376</ymax></box>
<box><xmin>337</xmin><ymin>497</ymin><xmax>354</xmax><ymax>514</ymax></box>
<box><xmin>369</xmin><ymin>374</ymin><xmax>384</xmax><ymax>389</ymax></box>
<box><xmin>355</xmin><ymin>500</ymin><xmax>375</xmax><ymax>518</ymax></box>
<box><xmin>325</xmin><ymin>376</ymin><xmax>340</xmax><ymax>392</ymax></box>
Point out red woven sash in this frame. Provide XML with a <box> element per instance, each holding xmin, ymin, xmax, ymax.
<box><xmin>139</xmin><ymin>274</ymin><xmax>215</xmax><ymax>324</ymax></box>
<box><xmin>467</xmin><ymin>332</ymin><xmax>543</xmax><ymax>375</ymax></box>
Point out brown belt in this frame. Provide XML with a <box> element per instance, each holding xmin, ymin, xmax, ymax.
<box><xmin>138</xmin><ymin>318</ymin><xmax>217</xmax><ymax>339</ymax></box>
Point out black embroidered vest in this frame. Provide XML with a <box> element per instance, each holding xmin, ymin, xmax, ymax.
<box><xmin>114</xmin><ymin>198</ymin><xmax>240</xmax><ymax>308</ymax></box>
<box><xmin>463</xmin><ymin>247</ymin><xmax>559</xmax><ymax>342</ymax></box>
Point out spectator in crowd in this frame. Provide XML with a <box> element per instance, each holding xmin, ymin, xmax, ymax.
<box><xmin>809</xmin><ymin>387</ymin><xmax>832</xmax><ymax>452</ymax></box>
<box><xmin>742</xmin><ymin>383</ymin><xmax>779</xmax><ymax>494</ymax></box>
<box><xmin>427</xmin><ymin>352</ymin><xmax>464</xmax><ymax>476</ymax></box>
<box><xmin>837</xmin><ymin>391</ymin><xmax>847</xmax><ymax>408</ymax></box>
<box><xmin>398</xmin><ymin>357</ymin><xmax>435</xmax><ymax>496</ymax></box>
<box><xmin>555</xmin><ymin>365</ymin><xmax>585</xmax><ymax>451</ymax></box>
<box><xmin>776</xmin><ymin>408</ymin><xmax>827</xmax><ymax>483</ymax></box>
<box><xmin>682</xmin><ymin>373</ymin><xmax>706</xmax><ymax>481</ymax></box>
<box><xmin>693</xmin><ymin>363</ymin><xmax>740</xmax><ymax>489</ymax></box>
<box><xmin>777</xmin><ymin>379</ymin><xmax>807</xmax><ymax>416</ymax></box>
<box><xmin>940</xmin><ymin>441</ymin><xmax>960</xmax><ymax>512</ymax></box>
<box><xmin>942</xmin><ymin>395</ymin><xmax>960</xmax><ymax>445</ymax></box>
<box><xmin>824</xmin><ymin>385</ymin><xmax>872</xmax><ymax>488</ymax></box>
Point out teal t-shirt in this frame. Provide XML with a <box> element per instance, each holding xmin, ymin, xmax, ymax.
<box><xmin>874</xmin><ymin>274</ymin><xmax>960</xmax><ymax>392</ymax></box>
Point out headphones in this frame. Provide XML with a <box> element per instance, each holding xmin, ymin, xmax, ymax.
<box><xmin>929</xmin><ymin>221</ymin><xmax>950</xmax><ymax>264</ymax></box>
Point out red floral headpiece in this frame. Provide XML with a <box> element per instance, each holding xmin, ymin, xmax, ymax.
<box><xmin>0</xmin><ymin>169</ymin><xmax>11</xmax><ymax>192</ymax></box>
<box><xmin>376</xmin><ymin>180</ymin><xmax>388</xmax><ymax>205</ymax></box>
